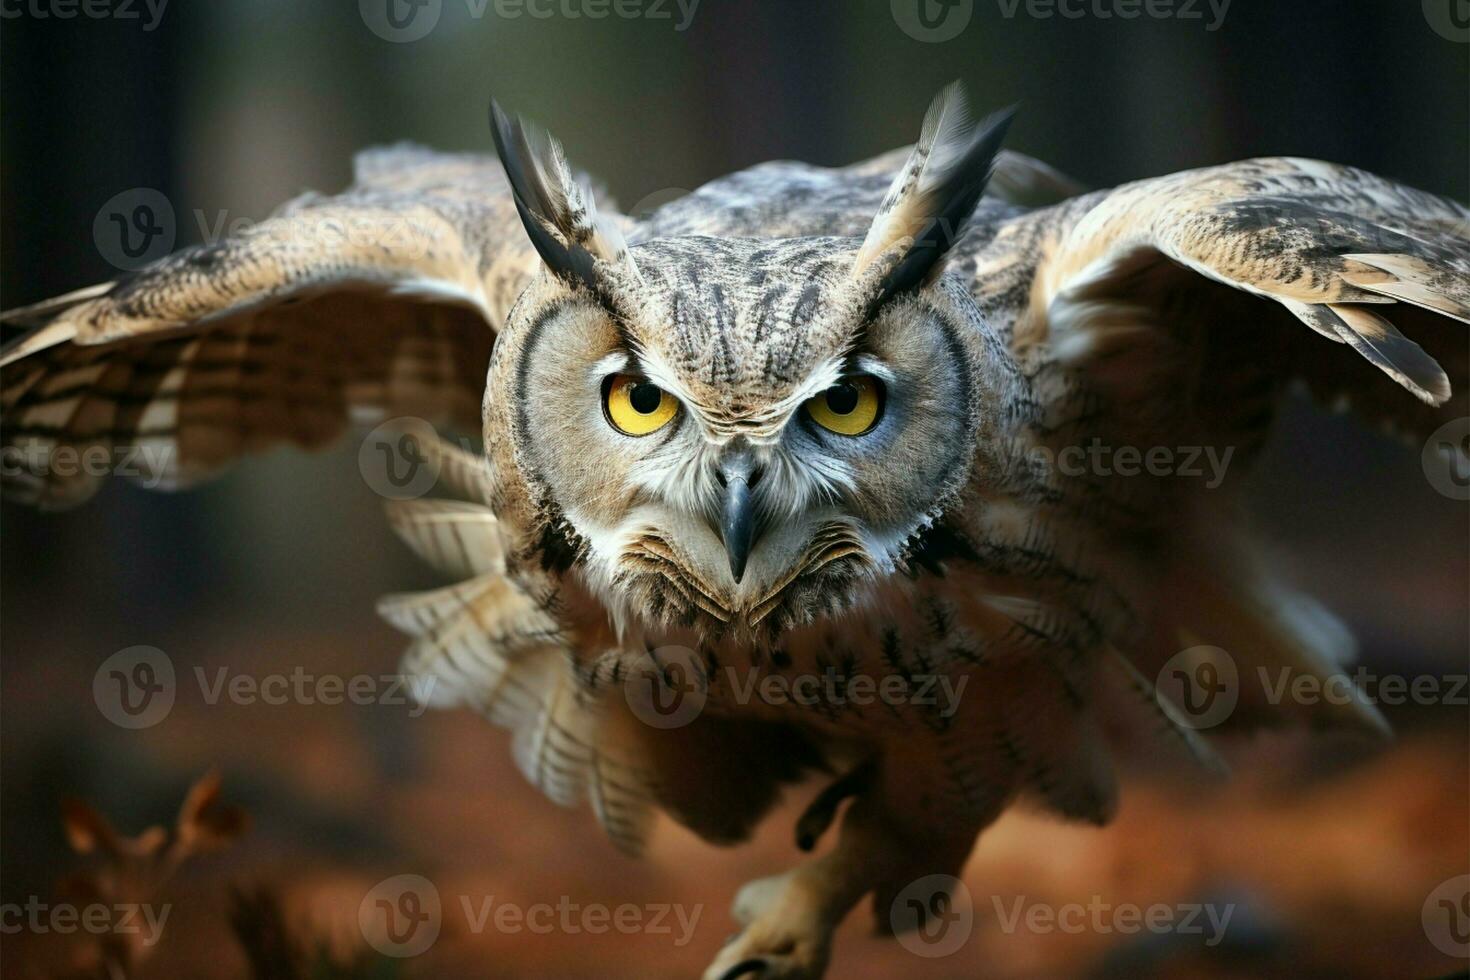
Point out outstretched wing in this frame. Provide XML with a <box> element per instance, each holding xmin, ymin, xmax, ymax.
<box><xmin>1</xmin><ymin>136</ymin><xmax>674</xmax><ymax>849</ymax></box>
<box><xmin>0</xmin><ymin>145</ymin><xmax>540</xmax><ymax>509</ymax></box>
<box><xmin>959</xmin><ymin>157</ymin><xmax>1466</xmax><ymax>748</ymax></box>
<box><xmin>978</xmin><ymin>156</ymin><xmax>1468</xmax><ymax>447</ymax></box>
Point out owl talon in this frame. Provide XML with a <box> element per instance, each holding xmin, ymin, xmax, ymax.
<box><xmin>706</xmin><ymin>949</ymin><xmax>823</xmax><ymax>980</ymax></box>
<box><xmin>717</xmin><ymin>958</ymin><xmax>768</xmax><ymax>980</ymax></box>
<box><xmin>795</xmin><ymin>761</ymin><xmax>874</xmax><ymax>852</ymax></box>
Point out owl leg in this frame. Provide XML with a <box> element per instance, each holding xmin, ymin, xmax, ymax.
<box><xmin>794</xmin><ymin>760</ymin><xmax>873</xmax><ymax>851</ymax></box>
<box><xmin>702</xmin><ymin>786</ymin><xmax>977</xmax><ymax>980</ymax></box>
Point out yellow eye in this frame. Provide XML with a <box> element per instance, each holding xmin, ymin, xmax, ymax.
<box><xmin>805</xmin><ymin>375</ymin><xmax>884</xmax><ymax>436</ymax></box>
<box><xmin>604</xmin><ymin>374</ymin><xmax>679</xmax><ymax>436</ymax></box>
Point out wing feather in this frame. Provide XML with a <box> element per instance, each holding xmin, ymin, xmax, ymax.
<box><xmin>375</xmin><ymin>434</ymin><xmax>657</xmax><ymax>853</ymax></box>
<box><xmin>996</xmin><ymin>157</ymin><xmax>1469</xmax><ymax>436</ymax></box>
<box><xmin>1</xmin><ymin>147</ymin><xmax>532</xmax><ymax>509</ymax></box>
<box><xmin>1341</xmin><ymin>252</ymin><xmax>1470</xmax><ymax>322</ymax></box>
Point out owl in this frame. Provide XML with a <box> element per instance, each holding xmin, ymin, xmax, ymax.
<box><xmin>3</xmin><ymin>84</ymin><xmax>1467</xmax><ymax>979</ymax></box>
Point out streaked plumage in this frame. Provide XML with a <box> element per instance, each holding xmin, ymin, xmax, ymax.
<box><xmin>3</xmin><ymin>84</ymin><xmax>1466</xmax><ymax>979</ymax></box>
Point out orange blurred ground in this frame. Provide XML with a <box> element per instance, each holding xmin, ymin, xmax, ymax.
<box><xmin>3</xmin><ymin>618</ymin><xmax>1467</xmax><ymax>980</ymax></box>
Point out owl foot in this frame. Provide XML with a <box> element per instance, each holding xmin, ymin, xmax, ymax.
<box><xmin>704</xmin><ymin>765</ymin><xmax>986</xmax><ymax>980</ymax></box>
<box><xmin>702</xmin><ymin>817</ymin><xmax>882</xmax><ymax>980</ymax></box>
<box><xmin>702</xmin><ymin>910</ymin><xmax>831</xmax><ymax>979</ymax></box>
<box><xmin>701</xmin><ymin>866</ymin><xmax>837</xmax><ymax>979</ymax></box>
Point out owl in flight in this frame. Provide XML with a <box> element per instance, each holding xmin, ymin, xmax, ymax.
<box><xmin>2</xmin><ymin>84</ymin><xmax>1467</xmax><ymax>978</ymax></box>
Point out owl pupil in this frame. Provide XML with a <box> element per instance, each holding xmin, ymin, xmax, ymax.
<box><xmin>825</xmin><ymin>383</ymin><xmax>859</xmax><ymax>415</ymax></box>
<box><xmin>629</xmin><ymin>382</ymin><xmax>662</xmax><ymax>414</ymax></box>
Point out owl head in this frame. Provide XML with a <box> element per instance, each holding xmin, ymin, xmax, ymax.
<box><xmin>483</xmin><ymin>88</ymin><xmax>1018</xmax><ymax>637</ymax></box>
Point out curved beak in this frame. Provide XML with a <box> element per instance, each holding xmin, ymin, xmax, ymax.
<box><xmin>720</xmin><ymin>474</ymin><xmax>757</xmax><ymax>584</ymax></box>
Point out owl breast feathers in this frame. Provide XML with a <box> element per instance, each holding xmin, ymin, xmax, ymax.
<box><xmin>2</xmin><ymin>85</ymin><xmax>1466</xmax><ymax>866</ymax></box>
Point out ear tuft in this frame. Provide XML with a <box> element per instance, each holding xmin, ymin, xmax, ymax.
<box><xmin>855</xmin><ymin>84</ymin><xmax>1015</xmax><ymax>307</ymax></box>
<box><xmin>489</xmin><ymin>100</ymin><xmax>637</xmax><ymax>296</ymax></box>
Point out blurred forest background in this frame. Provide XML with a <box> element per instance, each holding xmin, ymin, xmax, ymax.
<box><xmin>2</xmin><ymin>1</ymin><xmax>1468</xmax><ymax>977</ymax></box>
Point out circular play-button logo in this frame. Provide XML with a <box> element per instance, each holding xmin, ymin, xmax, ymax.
<box><xmin>623</xmin><ymin>645</ymin><xmax>708</xmax><ymax>730</ymax></box>
<box><xmin>94</xmin><ymin>646</ymin><xmax>176</xmax><ymax>729</ymax></box>
<box><xmin>890</xmin><ymin>874</ymin><xmax>973</xmax><ymax>958</ymax></box>
<box><xmin>359</xmin><ymin>874</ymin><xmax>442</xmax><ymax>958</ymax></box>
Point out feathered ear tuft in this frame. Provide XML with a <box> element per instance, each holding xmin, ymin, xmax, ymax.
<box><xmin>489</xmin><ymin>100</ymin><xmax>638</xmax><ymax>297</ymax></box>
<box><xmin>854</xmin><ymin>84</ymin><xmax>1015</xmax><ymax>308</ymax></box>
